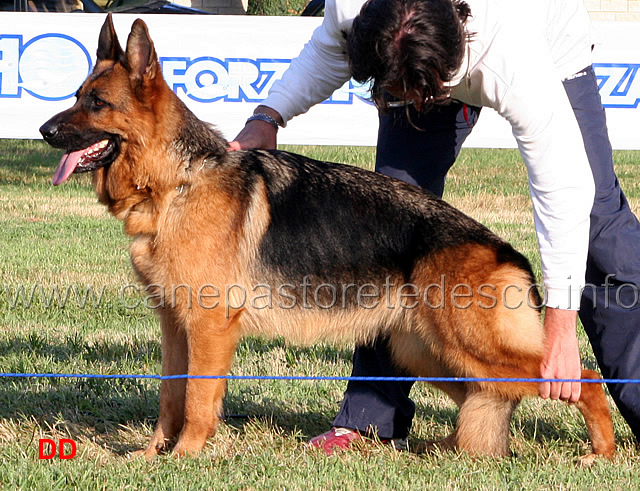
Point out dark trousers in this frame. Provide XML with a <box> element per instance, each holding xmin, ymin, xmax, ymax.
<box><xmin>332</xmin><ymin>66</ymin><xmax>640</xmax><ymax>441</ymax></box>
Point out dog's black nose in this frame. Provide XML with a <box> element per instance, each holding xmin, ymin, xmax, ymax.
<box><xmin>39</xmin><ymin>120</ymin><xmax>59</xmax><ymax>142</ymax></box>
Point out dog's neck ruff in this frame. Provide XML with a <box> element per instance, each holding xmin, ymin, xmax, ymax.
<box><xmin>174</xmin><ymin>157</ymin><xmax>210</xmax><ymax>195</ymax></box>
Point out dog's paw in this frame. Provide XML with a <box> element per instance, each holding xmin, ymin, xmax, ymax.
<box><xmin>128</xmin><ymin>448</ymin><xmax>154</xmax><ymax>461</ymax></box>
<box><xmin>171</xmin><ymin>442</ymin><xmax>203</xmax><ymax>458</ymax></box>
<box><xmin>128</xmin><ymin>439</ymin><xmax>168</xmax><ymax>461</ymax></box>
<box><xmin>576</xmin><ymin>453</ymin><xmax>598</xmax><ymax>468</ymax></box>
<box><xmin>414</xmin><ymin>433</ymin><xmax>457</xmax><ymax>454</ymax></box>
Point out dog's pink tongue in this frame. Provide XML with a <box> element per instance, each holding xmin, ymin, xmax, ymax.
<box><xmin>52</xmin><ymin>149</ymin><xmax>85</xmax><ymax>186</ymax></box>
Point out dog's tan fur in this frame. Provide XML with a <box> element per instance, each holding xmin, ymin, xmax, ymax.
<box><xmin>40</xmin><ymin>15</ymin><xmax>615</xmax><ymax>461</ymax></box>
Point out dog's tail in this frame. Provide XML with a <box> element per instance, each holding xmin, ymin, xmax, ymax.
<box><xmin>408</xmin><ymin>244</ymin><xmax>615</xmax><ymax>458</ymax></box>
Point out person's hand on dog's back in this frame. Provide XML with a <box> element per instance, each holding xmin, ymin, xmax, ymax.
<box><xmin>229</xmin><ymin>105</ymin><xmax>282</xmax><ymax>151</ymax></box>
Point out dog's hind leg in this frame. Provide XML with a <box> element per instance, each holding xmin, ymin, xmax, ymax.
<box><xmin>139</xmin><ymin>310</ymin><xmax>188</xmax><ymax>459</ymax></box>
<box><xmin>171</xmin><ymin>310</ymin><xmax>243</xmax><ymax>457</ymax></box>
<box><xmin>388</xmin><ymin>330</ymin><xmax>469</xmax><ymax>453</ymax></box>
<box><xmin>414</xmin><ymin>382</ymin><xmax>467</xmax><ymax>454</ymax></box>
<box><xmin>455</xmin><ymin>391</ymin><xmax>518</xmax><ymax>457</ymax></box>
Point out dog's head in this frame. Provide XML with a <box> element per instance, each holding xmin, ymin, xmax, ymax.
<box><xmin>39</xmin><ymin>14</ymin><xmax>165</xmax><ymax>187</ymax></box>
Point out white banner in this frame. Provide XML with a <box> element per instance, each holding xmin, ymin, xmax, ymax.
<box><xmin>0</xmin><ymin>12</ymin><xmax>639</xmax><ymax>149</ymax></box>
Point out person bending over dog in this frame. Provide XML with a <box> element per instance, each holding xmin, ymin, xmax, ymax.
<box><xmin>231</xmin><ymin>0</ymin><xmax>640</xmax><ymax>452</ymax></box>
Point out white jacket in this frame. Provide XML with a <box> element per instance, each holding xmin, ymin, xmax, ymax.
<box><xmin>264</xmin><ymin>0</ymin><xmax>596</xmax><ymax>310</ymax></box>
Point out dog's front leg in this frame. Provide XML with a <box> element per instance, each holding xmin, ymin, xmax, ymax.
<box><xmin>139</xmin><ymin>310</ymin><xmax>188</xmax><ymax>459</ymax></box>
<box><xmin>172</xmin><ymin>310</ymin><xmax>243</xmax><ymax>457</ymax></box>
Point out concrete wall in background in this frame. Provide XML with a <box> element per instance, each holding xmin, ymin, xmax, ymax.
<box><xmin>587</xmin><ymin>0</ymin><xmax>640</xmax><ymax>21</ymax></box>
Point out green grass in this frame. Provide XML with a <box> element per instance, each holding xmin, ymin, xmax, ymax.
<box><xmin>1</xmin><ymin>139</ymin><xmax>640</xmax><ymax>489</ymax></box>
<box><xmin>247</xmin><ymin>0</ymin><xmax>311</xmax><ymax>16</ymax></box>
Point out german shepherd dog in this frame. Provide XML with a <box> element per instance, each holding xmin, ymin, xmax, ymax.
<box><xmin>40</xmin><ymin>15</ymin><xmax>615</xmax><ymax>462</ymax></box>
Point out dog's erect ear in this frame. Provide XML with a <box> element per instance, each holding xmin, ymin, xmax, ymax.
<box><xmin>125</xmin><ymin>19</ymin><xmax>159</xmax><ymax>85</ymax></box>
<box><xmin>97</xmin><ymin>13</ymin><xmax>124</xmax><ymax>63</ymax></box>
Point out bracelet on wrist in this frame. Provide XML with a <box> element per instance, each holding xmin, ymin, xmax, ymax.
<box><xmin>246</xmin><ymin>113</ymin><xmax>281</xmax><ymax>131</ymax></box>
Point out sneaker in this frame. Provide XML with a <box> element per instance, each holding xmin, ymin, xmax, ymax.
<box><xmin>309</xmin><ymin>427</ymin><xmax>362</xmax><ymax>456</ymax></box>
<box><xmin>309</xmin><ymin>427</ymin><xmax>409</xmax><ymax>455</ymax></box>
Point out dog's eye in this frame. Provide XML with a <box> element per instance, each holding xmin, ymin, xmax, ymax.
<box><xmin>91</xmin><ymin>96</ymin><xmax>108</xmax><ymax>110</ymax></box>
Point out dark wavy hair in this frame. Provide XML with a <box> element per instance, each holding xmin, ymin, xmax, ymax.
<box><xmin>347</xmin><ymin>0</ymin><xmax>471</xmax><ymax>112</ymax></box>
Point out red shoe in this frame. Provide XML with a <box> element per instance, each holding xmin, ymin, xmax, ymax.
<box><xmin>308</xmin><ymin>427</ymin><xmax>362</xmax><ymax>455</ymax></box>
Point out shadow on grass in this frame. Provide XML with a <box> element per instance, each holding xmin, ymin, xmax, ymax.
<box><xmin>0</xmin><ymin>372</ymin><xmax>625</xmax><ymax>457</ymax></box>
<box><xmin>0</xmin><ymin>333</ymin><xmax>621</xmax><ymax>457</ymax></box>
<box><xmin>0</xmin><ymin>334</ymin><xmax>352</xmax><ymax>367</ymax></box>
<box><xmin>0</xmin><ymin>139</ymin><xmax>93</xmax><ymax>188</ymax></box>
<box><xmin>0</xmin><ymin>337</ymin><xmax>160</xmax><ymax>366</ymax></box>
<box><xmin>237</xmin><ymin>336</ymin><xmax>353</xmax><ymax>364</ymax></box>
<box><xmin>0</xmin><ymin>335</ymin><xmax>353</xmax><ymax>449</ymax></box>
<box><xmin>0</xmin><ymin>139</ymin><xmax>59</xmax><ymax>184</ymax></box>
